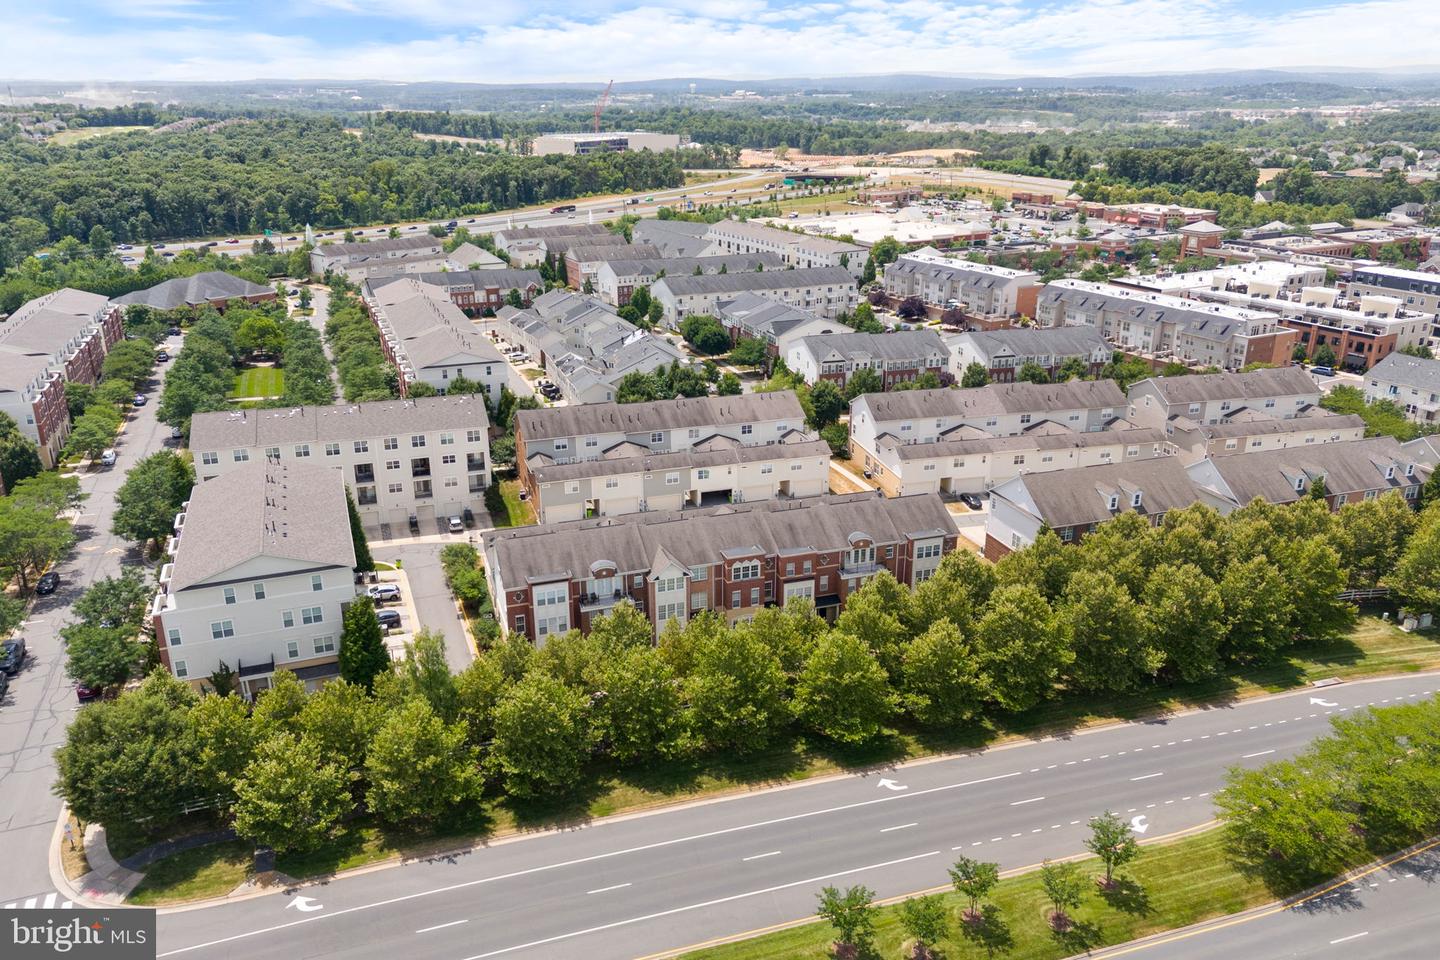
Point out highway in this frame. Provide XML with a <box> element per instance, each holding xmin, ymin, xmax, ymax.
<box><xmin>1089</xmin><ymin>843</ymin><xmax>1440</xmax><ymax>960</ymax></box>
<box><xmin>0</xmin><ymin>331</ymin><xmax>184</xmax><ymax>909</ymax></box>
<box><xmin>152</xmin><ymin>673</ymin><xmax>1440</xmax><ymax>960</ymax></box>
<box><xmin>116</xmin><ymin>171</ymin><xmax>779</xmax><ymax>261</ymax></box>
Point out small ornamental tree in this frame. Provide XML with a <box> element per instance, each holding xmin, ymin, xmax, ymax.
<box><xmin>949</xmin><ymin>855</ymin><xmax>1000</xmax><ymax>923</ymax></box>
<box><xmin>339</xmin><ymin>595</ymin><xmax>390</xmax><ymax>691</ymax></box>
<box><xmin>898</xmin><ymin>894</ymin><xmax>949</xmax><ymax>960</ymax></box>
<box><xmin>1085</xmin><ymin>810</ymin><xmax>1141</xmax><ymax>888</ymax></box>
<box><xmin>816</xmin><ymin>885</ymin><xmax>876</xmax><ymax>959</ymax></box>
<box><xmin>1040</xmin><ymin>859</ymin><xmax>1086</xmax><ymax>931</ymax></box>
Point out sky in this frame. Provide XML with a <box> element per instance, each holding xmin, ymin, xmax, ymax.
<box><xmin>2</xmin><ymin>0</ymin><xmax>1438</xmax><ymax>84</ymax></box>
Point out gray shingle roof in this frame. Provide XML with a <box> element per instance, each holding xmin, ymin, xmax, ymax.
<box><xmin>516</xmin><ymin>391</ymin><xmax>806</xmax><ymax>441</ymax></box>
<box><xmin>368</xmin><ymin>269</ymin><xmax>542</xmax><ymax>294</ymax></box>
<box><xmin>190</xmin><ymin>394</ymin><xmax>491</xmax><ymax>451</ymax></box>
<box><xmin>885</xmin><ymin>425</ymin><xmax>1165</xmax><ymax>461</ymax></box>
<box><xmin>954</xmin><ymin>326</ymin><xmax>1109</xmax><ymax>360</ymax></box>
<box><xmin>528</xmin><ymin>435</ymin><xmax>829</xmax><ymax>483</ymax></box>
<box><xmin>1198</xmin><ymin>437</ymin><xmax>1417</xmax><ymax>505</ymax></box>
<box><xmin>1003</xmin><ymin>457</ymin><xmax>1202</xmax><ymax>529</ymax></box>
<box><xmin>1368</xmin><ymin>352</ymin><xmax>1440</xmax><ymax>393</ymax></box>
<box><xmin>170</xmin><ymin>460</ymin><xmax>355</xmax><ymax>592</ymax></box>
<box><xmin>112</xmin><ymin>271</ymin><xmax>275</xmax><ymax>310</ymax></box>
<box><xmin>860</xmin><ymin>380</ymin><xmax>1126</xmax><ymax>423</ymax></box>
<box><xmin>486</xmin><ymin>492</ymin><xmax>952</xmax><ymax>584</ymax></box>
<box><xmin>654</xmin><ymin>266</ymin><xmax>854</xmax><ymax>297</ymax></box>
<box><xmin>632</xmin><ymin>219</ymin><xmax>711</xmax><ymax>257</ymax></box>
<box><xmin>796</xmin><ymin>330</ymin><xmax>948</xmax><ymax>363</ymax></box>
<box><xmin>565</xmin><ymin>243</ymin><xmax>662</xmax><ymax>264</ymax></box>
<box><xmin>1135</xmin><ymin>366</ymin><xmax>1319</xmax><ymax>405</ymax></box>
<box><xmin>602</xmin><ymin>253</ymin><xmax>787</xmax><ymax>278</ymax></box>
<box><xmin>313</xmin><ymin>235</ymin><xmax>438</xmax><ymax>259</ymax></box>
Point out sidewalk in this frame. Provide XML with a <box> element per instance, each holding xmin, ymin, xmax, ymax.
<box><xmin>55</xmin><ymin>822</ymin><xmax>145</xmax><ymax>906</ymax></box>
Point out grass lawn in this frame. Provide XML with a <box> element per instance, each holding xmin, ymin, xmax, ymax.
<box><xmin>679</xmin><ymin>829</ymin><xmax>1270</xmax><ymax>960</ymax></box>
<box><xmin>50</xmin><ymin>125</ymin><xmax>150</xmax><ymax>145</ymax></box>
<box><xmin>520</xmin><ymin>367</ymin><xmax>544</xmax><ymax>381</ymax></box>
<box><xmin>488</xmin><ymin>478</ymin><xmax>536</xmax><ymax>528</ymax></box>
<box><xmin>229</xmin><ymin>366</ymin><xmax>285</xmax><ymax>399</ymax></box>
<box><xmin>127</xmin><ymin>840</ymin><xmax>254</xmax><ymax>906</ymax></box>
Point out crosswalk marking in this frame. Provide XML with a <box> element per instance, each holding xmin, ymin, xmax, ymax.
<box><xmin>3</xmin><ymin>892</ymin><xmax>74</xmax><ymax>910</ymax></box>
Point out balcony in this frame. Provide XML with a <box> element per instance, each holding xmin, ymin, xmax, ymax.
<box><xmin>467</xmin><ymin>455</ymin><xmax>487</xmax><ymax>472</ymax></box>
<box><xmin>579</xmin><ymin>590</ymin><xmax>626</xmax><ymax>613</ymax></box>
<box><xmin>354</xmin><ymin>466</ymin><xmax>375</xmax><ymax>484</ymax></box>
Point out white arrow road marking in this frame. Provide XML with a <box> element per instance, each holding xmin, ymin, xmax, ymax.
<box><xmin>287</xmin><ymin>896</ymin><xmax>324</xmax><ymax>912</ymax></box>
<box><xmin>1309</xmin><ymin>697</ymin><xmax>1338</xmax><ymax>707</ymax></box>
<box><xmin>1130</xmin><ymin>815</ymin><xmax>1150</xmax><ymax>834</ymax></box>
<box><xmin>876</xmin><ymin>778</ymin><xmax>907</xmax><ymax>791</ymax></box>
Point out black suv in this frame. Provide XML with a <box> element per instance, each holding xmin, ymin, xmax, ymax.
<box><xmin>36</xmin><ymin>571</ymin><xmax>59</xmax><ymax>595</ymax></box>
<box><xmin>0</xmin><ymin>638</ymin><xmax>25</xmax><ymax>675</ymax></box>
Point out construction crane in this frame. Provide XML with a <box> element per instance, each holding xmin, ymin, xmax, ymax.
<box><xmin>592</xmin><ymin>80</ymin><xmax>613</xmax><ymax>134</ymax></box>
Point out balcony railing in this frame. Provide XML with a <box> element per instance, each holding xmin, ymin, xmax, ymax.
<box><xmin>579</xmin><ymin>590</ymin><xmax>625</xmax><ymax>612</ymax></box>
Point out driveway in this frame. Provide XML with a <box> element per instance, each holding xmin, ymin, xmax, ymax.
<box><xmin>0</xmin><ymin>330</ymin><xmax>183</xmax><ymax>908</ymax></box>
<box><xmin>371</xmin><ymin>540</ymin><xmax>474</xmax><ymax>671</ymax></box>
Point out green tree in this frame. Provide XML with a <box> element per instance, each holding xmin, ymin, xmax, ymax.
<box><xmin>949</xmin><ymin>856</ymin><xmax>1000</xmax><ymax>922</ymax></box>
<box><xmin>1334</xmin><ymin>493</ymin><xmax>1416</xmax><ymax>590</ymax></box>
<box><xmin>1388</xmin><ymin>507</ymin><xmax>1440</xmax><ymax>613</ymax></box>
<box><xmin>960</xmin><ymin>361</ymin><xmax>990</xmax><ymax>388</ymax></box>
<box><xmin>793</xmin><ymin>631</ymin><xmax>894</xmax><ymax>744</ymax></box>
<box><xmin>716</xmin><ymin>372</ymin><xmax>742</xmax><ymax>395</ymax></box>
<box><xmin>251</xmin><ymin>670</ymin><xmax>308</xmax><ymax>739</ymax></box>
<box><xmin>100</xmin><ymin>340</ymin><xmax>157</xmax><ymax>389</ymax></box>
<box><xmin>805</xmin><ymin>379</ymin><xmax>847</xmax><ymax>429</ymax></box>
<box><xmin>186</xmin><ymin>692</ymin><xmax>259</xmax><ymax>800</ymax></box>
<box><xmin>842</xmin><ymin>366</ymin><xmax>883</xmax><ymax>400</ymax></box>
<box><xmin>365</xmin><ymin>697</ymin><xmax>482</xmax><ymax>823</ymax></box>
<box><xmin>110</xmin><ymin>450</ymin><xmax>195</xmax><ymax>546</ymax></box>
<box><xmin>398</xmin><ymin>628</ymin><xmax>458</xmax><ymax>722</ymax></box>
<box><xmin>973</xmin><ymin>584</ymin><xmax>1071</xmax><ymax>713</ymax></box>
<box><xmin>297</xmin><ymin>679</ymin><xmax>380</xmax><ymax>776</ymax></box>
<box><xmin>1220</xmin><ymin>556</ymin><xmax>1295</xmax><ymax>663</ymax></box>
<box><xmin>898</xmin><ymin>895</ymin><xmax>949</xmax><ymax>960</ymax></box>
<box><xmin>832</xmin><ymin>572</ymin><xmax>910</xmax><ymax>678</ymax></box>
<box><xmin>1040</xmin><ymin>859</ymin><xmax>1087</xmax><ymax>929</ymax></box>
<box><xmin>902</xmin><ymin>620</ymin><xmax>990</xmax><ymax>728</ymax></box>
<box><xmin>683</xmin><ymin>623</ymin><xmax>787</xmax><ymax>753</ymax></box>
<box><xmin>63</xmin><ymin>623</ymin><xmax>144</xmax><ymax>691</ymax></box>
<box><xmin>993</xmin><ymin>529</ymin><xmax>1076</xmax><ymax>602</ymax></box>
<box><xmin>233</xmin><ymin>735</ymin><xmax>352</xmax><ymax>853</ymax></box>
<box><xmin>486</xmin><ymin>671</ymin><xmax>592</xmax><ymax>799</ymax></box>
<box><xmin>54</xmin><ymin>670</ymin><xmax>198</xmax><ymax>829</ymax></box>
<box><xmin>1311</xmin><ymin>343</ymin><xmax>1338</xmax><ymax>368</ymax></box>
<box><xmin>1016</xmin><ymin>361</ymin><xmax>1051</xmax><ymax>384</ymax></box>
<box><xmin>1142</xmin><ymin>563</ymin><xmax>1225</xmax><ymax>682</ymax></box>
<box><xmin>346</xmin><ymin>487</ymin><xmax>374</xmax><ymax>572</ymax></box>
<box><xmin>0</xmin><ymin>412</ymin><xmax>42</xmax><ymax>491</ymax></box>
<box><xmin>591</xmin><ymin>644</ymin><xmax>686</xmax><ymax>763</ymax></box>
<box><xmin>729</xmin><ymin>337</ymin><xmax>769</xmax><ymax>370</ymax></box>
<box><xmin>64</xmin><ymin>407</ymin><xmax>120</xmax><ymax>461</ymax></box>
<box><xmin>1061</xmin><ymin>570</ymin><xmax>1157</xmax><ymax>693</ymax></box>
<box><xmin>816</xmin><ymin>885</ymin><xmax>876</xmax><ymax>956</ymax></box>
<box><xmin>1086</xmin><ymin>811</ymin><xmax>1141</xmax><ymax>886</ymax></box>
<box><xmin>339</xmin><ymin>595</ymin><xmax>390</xmax><ymax>691</ymax></box>
<box><xmin>454</xmin><ymin>656</ymin><xmax>507</xmax><ymax>749</ymax></box>
<box><xmin>74</xmin><ymin>567</ymin><xmax>152</xmax><ymax>629</ymax></box>
<box><xmin>0</xmin><ymin>497</ymin><xmax>75</xmax><ymax>592</ymax></box>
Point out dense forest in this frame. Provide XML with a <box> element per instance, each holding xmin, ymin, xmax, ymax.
<box><xmin>0</xmin><ymin>115</ymin><xmax>684</xmax><ymax>248</ymax></box>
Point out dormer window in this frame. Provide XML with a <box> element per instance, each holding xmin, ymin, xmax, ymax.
<box><xmin>1107</xmin><ymin>494</ymin><xmax>1120</xmax><ymax>511</ymax></box>
<box><xmin>1406</xmin><ymin>463</ymin><xmax>1416</xmax><ymax>478</ymax></box>
<box><xmin>1131</xmin><ymin>491</ymin><xmax>1143</xmax><ymax>508</ymax></box>
<box><xmin>1385</xmin><ymin>465</ymin><xmax>1396</xmax><ymax>480</ymax></box>
<box><xmin>1294</xmin><ymin>476</ymin><xmax>1306</xmax><ymax>493</ymax></box>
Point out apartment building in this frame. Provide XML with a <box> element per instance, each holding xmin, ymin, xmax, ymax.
<box><xmin>651</xmin><ymin>267</ymin><xmax>857</xmax><ymax>323</ymax></box>
<box><xmin>594</xmin><ymin>253</ymin><xmax>786</xmax><ymax>306</ymax></box>
<box><xmin>715</xmin><ymin>293</ymin><xmax>841</xmax><ymax>360</ymax></box>
<box><xmin>883</xmin><ymin>248</ymin><xmax>1040</xmax><ymax>326</ymax></box>
<box><xmin>492</xmin><ymin>223</ymin><xmax>613</xmax><ymax>267</ymax></box>
<box><xmin>113</xmin><ymin>271</ymin><xmax>277</xmax><ymax>313</ymax></box>
<box><xmin>1036</xmin><ymin>279</ymin><xmax>1298</xmax><ymax>371</ymax></box>
<box><xmin>310</xmin><ymin>235</ymin><xmax>445</xmax><ymax>279</ymax></box>
<box><xmin>378</xmin><ymin>269</ymin><xmax>543</xmax><ymax>315</ymax></box>
<box><xmin>150</xmin><ymin>460</ymin><xmax>358</xmax><ymax>699</ymax></box>
<box><xmin>500</xmin><ymin>290</ymin><xmax>688</xmax><ymax>404</ymax></box>
<box><xmin>1346</xmin><ymin>265</ymin><xmax>1440</xmax><ymax>321</ymax></box>
<box><xmin>701</xmin><ymin>220</ymin><xmax>866</xmax><ymax>279</ymax></box>
<box><xmin>1364</xmin><ymin>352</ymin><xmax>1440</xmax><ymax>422</ymax></box>
<box><xmin>866</xmin><ymin>423</ymin><xmax>1171</xmax><ymax>498</ymax></box>
<box><xmin>945</xmin><ymin>327</ymin><xmax>1110</xmax><ymax>383</ymax></box>
<box><xmin>563</xmin><ymin>243</ymin><xmax>662</xmax><ymax>291</ymax></box>
<box><xmin>849</xmin><ymin>379</ymin><xmax>1127</xmax><ymax>473</ymax></box>
<box><xmin>984</xmin><ymin>457</ymin><xmax>1203</xmax><ymax>559</ymax></box>
<box><xmin>189</xmin><ymin>394</ymin><xmax>491</xmax><ymax>529</ymax></box>
<box><xmin>1127</xmin><ymin>367</ymin><xmax>1321</xmax><ymax>430</ymax></box>
<box><xmin>785</xmin><ymin>330</ymin><xmax>950</xmax><ymax>390</ymax></box>
<box><xmin>483</xmin><ymin>492</ymin><xmax>957</xmax><ymax>642</ymax></box>
<box><xmin>0</xmin><ymin>288</ymin><xmax>123</xmax><ymax>466</ymax></box>
<box><xmin>362</xmin><ymin>277</ymin><xmax>506</xmax><ymax>403</ymax></box>
<box><xmin>515</xmin><ymin>392</ymin><xmax>814</xmax><ymax>513</ymax></box>
<box><xmin>1165</xmin><ymin>408</ymin><xmax>1367</xmax><ymax>463</ymax></box>
<box><xmin>1188</xmin><ymin>437</ymin><xmax>1424</xmax><ymax>512</ymax></box>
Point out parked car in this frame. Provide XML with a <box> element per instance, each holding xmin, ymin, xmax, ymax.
<box><xmin>1310</xmin><ymin>366</ymin><xmax>1335</xmax><ymax>377</ymax></box>
<box><xmin>367</xmin><ymin>584</ymin><xmax>401</xmax><ymax>603</ymax></box>
<box><xmin>376</xmin><ymin>609</ymin><xmax>402</xmax><ymax>631</ymax></box>
<box><xmin>1</xmin><ymin>638</ymin><xmax>27</xmax><ymax>675</ymax></box>
<box><xmin>36</xmin><ymin>571</ymin><xmax>59</xmax><ymax>595</ymax></box>
<box><xmin>447</xmin><ymin>516</ymin><xmax>465</xmax><ymax>534</ymax></box>
<box><xmin>155</xmin><ymin>351</ymin><xmax>169</xmax><ymax>362</ymax></box>
<box><xmin>75</xmin><ymin>682</ymin><xmax>101</xmax><ymax>703</ymax></box>
<box><xmin>408</xmin><ymin>514</ymin><xmax>420</xmax><ymax>534</ymax></box>
<box><xmin>462</xmin><ymin>507</ymin><xmax>475</xmax><ymax>526</ymax></box>
<box><xmin>224</xmin><ymin>238</ymin><xmax>239</xmax><ymax>244</ymax></box>
<box><xmin>168</xmin><ymin>326</ymin><xmax>181</xmax><ymax>336</ymax></box>
<box><xmin>99</xmin><ymin>450</ymin><xmax>117</xmax><ymax>467</ymax></box>
<box><xmin>132</xmin><ymin>394</ymin><xmax>147</xmax><ymax>406</ymax></box>
<box><xmin>171</xmin><ymin>426</ymin><xmax>183</xmax><ymax>441</ymax></box>
<box><xmin>959</xmin><ymin>492</ymin><xmax>985</xmax><ymax>510</ymax></box>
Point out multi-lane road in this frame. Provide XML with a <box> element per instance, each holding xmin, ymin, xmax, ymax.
<box><xmin>151</xmin><ymin>673</ymin><xmax>1440</xmax><ymax>960</ymax></box>
<box><xmin>0</xmin><ymin>331</ymin><xmax>184</xmax><ymax>910</ymax></box>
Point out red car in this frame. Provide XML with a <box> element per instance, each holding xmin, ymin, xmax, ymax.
<box><xmin>75</xmin><ymin>683</ymin><xmax>102</xmax><ymax>703</ymax></box>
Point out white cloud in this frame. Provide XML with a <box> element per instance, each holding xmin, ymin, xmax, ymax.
<box><xmin>2</xmin><ymin>0</ymin><xmax>1436</xmax><ymax>83</ymax></box>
